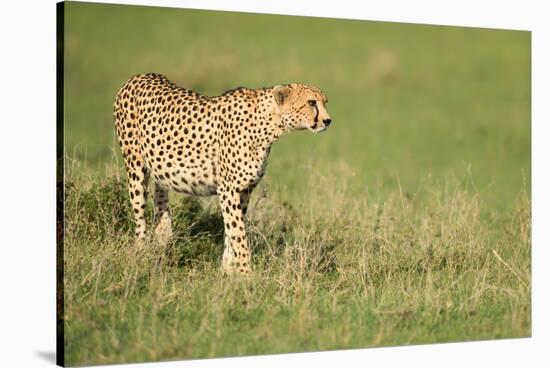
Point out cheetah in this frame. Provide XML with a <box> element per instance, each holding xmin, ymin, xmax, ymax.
<box><xmin>113</xmin><ymin>73</ymin><xmax>332</xmax><ymax>275</ymax></box>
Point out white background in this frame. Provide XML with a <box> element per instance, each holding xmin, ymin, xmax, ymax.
<box><xmin>0</xmin><ymin>0</ymin><xmax>547</xmax><ymax>367</ymax></box>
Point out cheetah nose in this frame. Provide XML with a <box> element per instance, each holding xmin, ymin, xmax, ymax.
<box><xmin>323</xmin><ymin>118</ymin><xmax>332</xmax><ymax>126</ymax></box>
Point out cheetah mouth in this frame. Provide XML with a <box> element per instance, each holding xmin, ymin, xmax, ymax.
<box><xmin>307</xmin><ymin>125</ymin><xmax>328</xmax><ymax>133</ymax></box>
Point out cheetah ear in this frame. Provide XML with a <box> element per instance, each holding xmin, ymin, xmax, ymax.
<box><xmin>273</xmin><ymin>85</ymin><xmax>291</xmax><ymax>106</ymax></box>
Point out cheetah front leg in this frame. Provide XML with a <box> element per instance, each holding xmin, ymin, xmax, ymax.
<box><xmin>153</xmin><ymin>183</ymin><xmax>172</xmax><ymax>245</ymax></box>
<box><xmin>218</xmin><ymin>187</ymin><xmax>252</xmax><ymax>275</ymax></box>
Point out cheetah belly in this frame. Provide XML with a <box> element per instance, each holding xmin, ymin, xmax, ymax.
<box><xmin>172</xmin><ymin>163</ymin><xmax>218</xmax><ymax>196</ymax></box>
<box><xmin>150</xmin><ymin>161</ymin><xmax>218</xmax><ymax>196</ymax></box>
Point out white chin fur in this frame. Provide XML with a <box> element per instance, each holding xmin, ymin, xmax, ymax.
<box><xmin>307</xmin><ymin>126</ymin><xmax>327</xmax><ymax>133</ymax></box>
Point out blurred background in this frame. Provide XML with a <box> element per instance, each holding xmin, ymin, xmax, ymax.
<box><xmin>63</xmin><ymin>2</ymin><xmax>530</xmax><ymax>210</ymax></box>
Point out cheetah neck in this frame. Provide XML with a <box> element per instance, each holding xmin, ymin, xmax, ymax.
<box><xmin>230</xmin><ymin>96</ymin><xmax>286</xmax><ymax>178</ymax></box>
<box><xmin>211</xmin><ymin>88</ymin><xmax>290</xmax><ymax>168</ymax></box>
<box><xmin>255</xmin><ymin>98</ymin><xmax>291</xmax><ymax>148</ymax></box>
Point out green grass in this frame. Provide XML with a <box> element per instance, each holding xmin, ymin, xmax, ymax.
<box><xmin>63</xmin><ymin>164</ymin><xmax>530</xmax><ymax>366</ymax></box>
<box><xmin>61</xmin><ymin>2</ymin><xmax>531</xmax><ymax>366</ymax></box>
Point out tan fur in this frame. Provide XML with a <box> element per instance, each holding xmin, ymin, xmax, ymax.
<box><xmin>113</xmin><ymin>73</ymin><xmax>331</xmax><ymax>275</ymax></box>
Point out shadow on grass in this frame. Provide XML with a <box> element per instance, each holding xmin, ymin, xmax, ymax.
<box><xmin>34</xmin><ymin>351</ymin><xmax>56</xmax><ymax>364</ymax></box>
<box><xmin>168</xmin><ymin>198</ymin><xmax>225</xmax><ymax>268</ymax></box>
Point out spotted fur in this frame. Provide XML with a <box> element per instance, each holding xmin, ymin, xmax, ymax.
<box><xmin>113</xmin><ymin>73</ymin><xmax>332</xmax><ymax>275</ymax></box>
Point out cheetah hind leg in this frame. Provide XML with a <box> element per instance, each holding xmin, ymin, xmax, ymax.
<box><xmin>124</xmin><ymin>163</ymin><xmax>149</xmax><ymax>249</ymax></box>
<box><xmin>153</xmin><ymin>183</ymin><xmax>173</xmax><ymax>246</ymax></box>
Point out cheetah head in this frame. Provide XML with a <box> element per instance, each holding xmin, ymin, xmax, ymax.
<box><xmin>273</xmin><ymin>83</ymin><xmax>332</xmax><ymax>133</ymax></box>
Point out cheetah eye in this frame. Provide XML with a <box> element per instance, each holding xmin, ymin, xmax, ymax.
<box><xmin>308</xmin><ymin>100</ymin><xmax>317</xmax><ymax>106</ymax></box>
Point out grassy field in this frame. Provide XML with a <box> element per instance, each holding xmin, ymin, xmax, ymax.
<box><xmin>61</xmin><ymin>2</ymin><xmax>531</xmax><ymax>366</ymax></box>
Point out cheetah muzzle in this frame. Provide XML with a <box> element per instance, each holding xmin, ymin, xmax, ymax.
<box><xmin>113</xmin><ymin>73</ymin><xmax>332</xmax><ymax>275</ymax></box>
